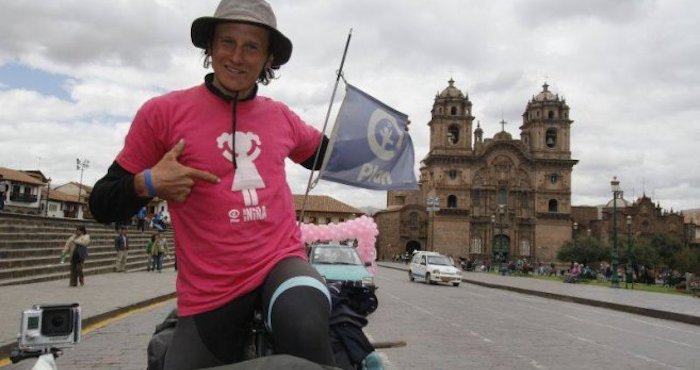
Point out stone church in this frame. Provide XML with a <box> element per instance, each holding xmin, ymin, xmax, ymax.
<box><xmin>374</xmin><ymin>79</ymin><xmax>577</xmax><ymax>264</ymax></box>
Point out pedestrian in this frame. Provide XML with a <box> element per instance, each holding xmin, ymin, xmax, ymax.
<box><xmin>0</xmin><ymin>174</ymin><xmax>8</xmax><ymax>211</ymax></box>
<box><xmin>137</xmin><ymin>206</ymin><xmax>147</xmax><ymax>232</ymax></box>
<box><xmin>146</xmin><ymin>233</ymin><xmax>156</xmax><ymax>271</ymax></box>
<box><xmin>88</xmin><ymin>0</ymin><xmax>336</xmax><ymax>368</ymax></box>
<box><xmin>152</xmin><ymin>231</ymin><xmax>170</xmax><ymax>273</ymax></box>
<box><xmin>61</xmin><ymin>226</ymin><xmax>90</xmax><ymax>287</ymax></box>
<box><xmin>152</xmin><ymin>209</ymin><xmax>165</xmax><ymax>231</ymax></box>
<box><xmin>114</xmin><ymin>226</ymin><xmax>129</xmax><ymax>272</ymax></box>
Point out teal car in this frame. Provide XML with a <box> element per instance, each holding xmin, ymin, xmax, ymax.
<box><xmin>308</xmin><ymin>244</ymin><xmax>375</xmax><ymax>289</ymax></box>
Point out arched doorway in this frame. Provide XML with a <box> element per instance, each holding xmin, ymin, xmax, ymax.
<box><xmin>406</xmin><ymin>240</ymin><xmax>421</xmax><ymax>254</ymax></box>
<box><xmin>493</xmin><ymin>234</ymin><xmax>510</xmax><ymax>263</ymax></box>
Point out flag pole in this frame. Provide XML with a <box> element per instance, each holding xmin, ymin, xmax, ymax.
<box><xmin>298</xmin><ymin>28</ymin><xmax>352</xmax><ymax>226</ymax></box>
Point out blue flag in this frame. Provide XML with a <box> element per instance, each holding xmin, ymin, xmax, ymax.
<box><xmin>320</xmin><ymin>84</ymin><xmax>419</xmax><ymax>190</ymax></box>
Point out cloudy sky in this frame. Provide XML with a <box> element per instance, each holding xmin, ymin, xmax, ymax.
<box><xmin>1</xmin><ymin>0</ymin><xmax>698</xmax><ymax>212</ymax></box>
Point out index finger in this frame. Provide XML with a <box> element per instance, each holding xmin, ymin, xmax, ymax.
<box><xmin>184</xmin><ymin>166</ymin><xmax>220</xmax><ymax>184</ymax></box>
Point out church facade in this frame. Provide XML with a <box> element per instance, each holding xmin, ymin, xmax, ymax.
<box><xmin>375</xmin><ymin>80</ymin><xmax>577</xmax><ymax>264</ymax></box>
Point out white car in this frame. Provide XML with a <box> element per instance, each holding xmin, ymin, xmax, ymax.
<box><xmin>409</xmin><ymin>251</ymin><xmax>462</xmax><ymax>287</ymax></box>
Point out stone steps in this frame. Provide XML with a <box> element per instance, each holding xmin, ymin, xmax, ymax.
<box><xmin>0</xmin><ymin>212</ymin><xmax>174</xmax><ymax>286</ymax></box>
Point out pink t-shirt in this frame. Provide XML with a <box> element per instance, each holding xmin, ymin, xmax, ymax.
<box><xmin>117</xmin><ymin>84</ymin><xmax>321</xmax><ymax>316</ymax></box>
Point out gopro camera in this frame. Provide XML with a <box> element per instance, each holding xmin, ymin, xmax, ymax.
<box><xmin>18</xmin><ymin>304</ymin><xmax>81</xmax><ymax>350</ymax></box>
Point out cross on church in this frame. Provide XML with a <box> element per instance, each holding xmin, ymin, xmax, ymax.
<box><xmin>499</xmin><ymin>119</ymin><xmax>507</xmax><ymax>132</ymax></box>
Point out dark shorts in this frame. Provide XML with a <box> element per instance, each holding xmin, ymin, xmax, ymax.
<box><xmin>164</xmin><ymin>257</ymin><xmax>333</xmax><ymax>370</ymax></box>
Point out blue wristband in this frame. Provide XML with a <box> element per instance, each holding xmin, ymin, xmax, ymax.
<box><xmin>144</xmin><ymin>169</ymin><xmax>157</xmax><ymax>198</ymax></box>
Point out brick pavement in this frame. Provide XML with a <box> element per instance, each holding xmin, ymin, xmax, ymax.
<box><xmin>379</xmin><ymin>261</ymin><xmax>700</xmax><ymax>326</ymax></box>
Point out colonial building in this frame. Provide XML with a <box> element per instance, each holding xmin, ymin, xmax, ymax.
<box><xmin>375</xmin><ymin>80</ymin><xmax>577</xmax><ymax>264</ymax></box>
<box><xmin>0</xmin><ymin>167</ymin><xmax>46</xmax><ymax>215</ymax></box>
<box><xmin>572</xmin><ymin>191</ymin><xmax>696</xmax><ymax>247</ymax></box>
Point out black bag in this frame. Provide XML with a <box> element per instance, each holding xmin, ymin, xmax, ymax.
<box><xmin>147</xmin><ymin>308</ymin><xmax>178</xmax><ymax>370</ymax></box>
<box><xmin>76</xmin><ymin>245</ymin><xmax>88</xmax><ymax>261</ymax></box>
<box><xmin>327</xmin><ymin>283</ymin><xmax>376</xmax><ymax>370</ymax></box>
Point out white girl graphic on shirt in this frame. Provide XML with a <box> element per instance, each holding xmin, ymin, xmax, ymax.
<box><xmin>216</xmin><ymin>131</ymin><xmax>265</xmax><ymax>207</ymax></box>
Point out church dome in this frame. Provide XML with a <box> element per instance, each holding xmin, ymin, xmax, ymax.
<box><xmin>438</xmin><ymin>78</ymin><xmax>465</xmax><ymax>98</ymax></box>
<box><xmin>605</xmin><ymin>196</ymin><xmax>632</xmax><ymax>208</ymax></box>
<box><xmin>494</xmin><ymin>131</ymin><xmax>512</xmax><ymax>140</ymax></box>
<box><xmin>533</xmin><ymin>82</ymin><xmax>558</xmax><ymax>101</ymax></box>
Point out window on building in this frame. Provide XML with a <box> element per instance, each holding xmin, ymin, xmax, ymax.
<box><xmin>470</xmin><ymin>238</ymin><xmax>482</xmax><ymax>254</ymax></box>
<box><xmin>309</xmin><ymin>216</ymin><xmax>317</xmax><ymax>224</ymax></box>
<box><xmin>447</xmin><ymin>195</ymin><xmax>457</xmax><ymax>208</ymax></box>
<box><xmin>497</xmin><ymin>189</ymin><xmax>507</xmax><ymax>205</ymax></box>
<box><xmin>548</xmin><ymin>111</ymin><xmax>554</xmax><ymax>119</ymax></box>
<box><xmin>550</xmin><ymin>174</ymin><xmax>559</xmax><ymax>184</ymax></box>
<box><xmin>473</xmin><ymin>189</ymin><xmax>481</xmax><ymax>206</ymax></box>
<box><xmin>520</xmin><ymin>240</ymin><xmax>531</xmax><ymax>256</ymax></box>
<box><xmin>450</xmin><ymin>106</ymin><xmax>457</xmax><ymax>115</ymax></box>
<box><xmin>521</xmin><ymin>192</ymin><xmax>529</xmax><ymax>209</ymax></box>
<box><xmin>409</xmin><ymin>212</ymin><xmax>418</xmax><ymax>227</ymax></box>
<box><xmin>548</xmin><ymin>199</ymin><xmax>558</xmax><ymax>212</ymax></box>
<box><xmin>447</xmin><ymin>125</ymin><xmax>459</xmax><ymax>144</ymax></box>
<box><xmin>395</xmin><ymin>195</ymin><xmax>405</xmax><ymax>205</ymax></box>
<box><xmin>448</xmin><ymin>170</ymin><xmax>457</xmax><ymax>180</ymax></box>
<box><xmin>546</xmin><ymin>128</ymin><xmax>557</xmax><ymax>148</ymax></box>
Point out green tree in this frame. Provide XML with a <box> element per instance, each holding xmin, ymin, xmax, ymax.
<box><xmin>672</xmin><ymin>247</ymin><xmax>700</xmax><ymax>275</ymax></box>
<box><xmin>629</xmin><ymin>237</ymin><xmax>658</xmax><ymax>269</ymax></box>
<box><xmin>557</xmin><ymin>234</ymin><xmax>606</xmax><ymax>266</ymax></box>
<box><xmin>650</xmin><ymin>233</ymin><xmax>683</xmax><ymax>268</ymax></box>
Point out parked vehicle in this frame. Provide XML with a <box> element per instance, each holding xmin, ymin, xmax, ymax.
<box><xmin>409</xmin><ymin>251</ymin><xmax>462</xmax><ymax>286</ymax></box>
<box><xmin>308</xmin><ymin>243</ymin><xmax>376</xmax><ymax>289</ymax></box>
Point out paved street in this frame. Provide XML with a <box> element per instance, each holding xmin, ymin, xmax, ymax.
<box><xmin>368</xmin><ymin>267</ymin><xmax>700</xmax><ymax>370</ymax></box>
<box><xmin>2</xmin><ymin>266</ymin><xmax>700</xmax><ymax>369</ymax></box>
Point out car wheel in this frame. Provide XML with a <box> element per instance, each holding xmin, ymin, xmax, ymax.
<box><xmin>409</xmin><ymin>271</ymin><xmax>414</xmax><ymax>281</ymax></box>
<box><xmin>452</xmin><ymin>282</ymin><xmax>460</xmax><ymax>287</ymax></box>
<box><xmin>425</xmin><ymin>273</ymin><xmax>431</xmax><ymax>284</ymax></box>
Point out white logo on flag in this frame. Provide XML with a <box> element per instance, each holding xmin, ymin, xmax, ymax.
<box><xmin>367</xmin><ymin>109</ymin><xmax>404</xmax><ymax>161</ymax></box>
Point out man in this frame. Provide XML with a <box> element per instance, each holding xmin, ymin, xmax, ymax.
<box><xmin>114</xmin><ymin>226</ymin><xmax>129</xmax><ymax>272</ymax></box>
<box><xmin>89</xmin><ymin>0</ymin><xmax>335</xmax><ymax>368</ymax></box>
<box><xmin>0</xmin><ymin>174</ymin><xmax>8</xmax><ymax>211</ymax></box>
<box><xmin>136</xmin><ymin>206</ymin><xmax>147</xmax><ymax>232</ymax></box>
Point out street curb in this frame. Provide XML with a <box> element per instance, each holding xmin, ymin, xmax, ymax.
<box><xmin>0</xmin><ymin>291</ymin><xmax>176</xmax><ymax>360</ymax></box>
<box><xmin>378</xmin><ymin>263</ymin><xmax>700</xmax><ymax>327</ymax></box>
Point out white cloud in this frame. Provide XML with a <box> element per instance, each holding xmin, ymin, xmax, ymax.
<box><xmin>0</xmin><ymin>0</ymin><xmax>698</xmax><ymax>211</ymax></box>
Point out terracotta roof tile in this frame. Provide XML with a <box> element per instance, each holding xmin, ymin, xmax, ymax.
<box><xmin>293</xmin><ymin>195</ymin><xmax>364</xmax><ymax>215</ymax></box>
<box><xmin>0</xmin><ymin>167</ymin><xmax>46</xmax><ymax>185</ymax></box>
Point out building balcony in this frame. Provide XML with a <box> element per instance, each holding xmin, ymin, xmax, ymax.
<box><xmin>9</xmin><ymin>193</ymin><xmax>38</xmax><ymax>203</ymax></box>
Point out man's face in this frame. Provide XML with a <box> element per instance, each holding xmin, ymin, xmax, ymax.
<box><xmin>211</xmin><ymin>22</ymin><xmax>272</xmax><ymax>98</ymax></box>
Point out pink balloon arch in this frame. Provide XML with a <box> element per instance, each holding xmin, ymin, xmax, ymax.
<box><xmin>300</xmin><ymin>215</ymin><xmax>379</xmax><ymax>274</ymax></box>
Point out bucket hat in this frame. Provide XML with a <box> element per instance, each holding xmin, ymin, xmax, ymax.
<box><xmin>191</xmin><ymin>0</ymin><xmax>292</xmax><ymax>68</ymax></box>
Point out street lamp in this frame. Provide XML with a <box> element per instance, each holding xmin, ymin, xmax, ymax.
<box><xmin>426</xmin><ymin>197</ymin><xmax>440</xmax><ymax>251</ymax></box>
<box><xmin>626</xmin><ymin>215</ymin><xmax>634</xmax><ymax>289</ymax></box>
<box><xmin>572</xmin><ymin>221</ymin><xmax>578</xmax><ymax>249</ymax></box>
<box><xmin>44</xmin><ymin>177</ymin><xmax>51</xmax><ymax>217</ymax></box>
<box><xmin>76</xmin><ymin>158</ymin><xmax>90</xmax><ymax>218</ymax></box>
<box><xmin>610</xmin><ymin>177</ymin><xmax>621</xmax><ymax>288</ymax></box>
<box><xmin>495</xmin><ymin>204</ymin><xmax>506</xmax><ymax>273</ymax></box>
<box><xmin>491</xmin><ymin>214</ymin><xmax>496</xmax><ymax>272</ymax></box>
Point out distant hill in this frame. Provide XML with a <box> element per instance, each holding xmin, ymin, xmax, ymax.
<box><xmin>359</xmin><ymin>206</ymin><xmax>382</xmax><ymax>216</ymax></box>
